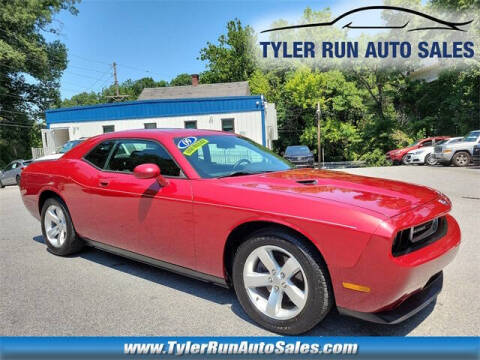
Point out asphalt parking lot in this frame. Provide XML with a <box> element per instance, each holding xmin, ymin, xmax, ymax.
<box><xmin>1</xmin><ymin>166</ymin><xmax>479</xmax><ymax>336</ymax></box>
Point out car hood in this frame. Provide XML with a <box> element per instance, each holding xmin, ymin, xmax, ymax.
<box><xmin>408</xmin><ymin>146</ymin><xmax>433</xmax><ymax>154</ymax></box>
<box><xmin>220</xmin><ymin>169</ymin><xmax>440</xmax><ymax>218</ymax></box>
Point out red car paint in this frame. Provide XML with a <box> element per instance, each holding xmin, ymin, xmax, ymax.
<box><xmin>20</xmin><ymin>129</ymin><xmax>460</xmax><ymax>316</ymax></box>
<box><xmin>386</xmin><ymin>136</ymin><xmax>450</xmax><ymax>163</ymax></box>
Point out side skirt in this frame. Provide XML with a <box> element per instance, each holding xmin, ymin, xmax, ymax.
<box><xmin>85</xmin><ymin>239</ymin><xmax>229</xmax><ymax>288</ymax></box>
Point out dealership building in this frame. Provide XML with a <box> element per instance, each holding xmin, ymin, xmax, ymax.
<box><xmin>41</xmin><ymin>77</ymin><xmax>278</xmax><ymax>156</ymax></box>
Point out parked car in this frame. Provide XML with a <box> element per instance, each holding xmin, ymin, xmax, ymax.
<box><xmin>20</xmin><ymin>129</ymin><xmax>460</xmax><ymax>334</ymax></box>
<box><xmin>0</xmin><ymin>159</ymin><xmax>32</xmax><ymax>188</ymax></box>
<box><xmin>386</xmin><ymin>136</ymin><xmax>449</xmax><ymax>165</ymax></box>
<box><xmin>284</xmin><ymin>145</ymin><xmax>314</xmax><ymax>167</ymax></box>
<box><xmin>471</xmin><ymin>143</ymin><xmax>480</xmax><ymax>166</ymax></box>
<box><xmin>35</xmin><ymin>138</ymin><xmax>87</xmax><ymax>161</ymax></box>
<box><xmin>434</xmin><ymin>130</ymin><xmax>480</xmax><ymax>167</ymax></box>
<box><xmin>405</xmin><ymin>137</ymin><xmax>463</xmax><ymax>166</ymax></box>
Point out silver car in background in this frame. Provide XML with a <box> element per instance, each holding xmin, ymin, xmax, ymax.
<box><xmin>0</xmin><ymin>159</ymin><xmax>32</xmax><ymax>188</ymax></box>
<box><xmin>434</xmin><ymin>130</ymin><xmax>480</xmax><ymax>167</ymax></box>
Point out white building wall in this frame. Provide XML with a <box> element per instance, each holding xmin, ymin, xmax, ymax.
<box><xmin>50</xmin><ymin>111</ymin><xmax>266</xmax><ymax>147</ymax></box>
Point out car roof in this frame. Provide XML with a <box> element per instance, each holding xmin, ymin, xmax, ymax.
<box><xmin>89</xmin><ymin>128</ymin><xmax>234</xmax><ymax>141</ymax></box>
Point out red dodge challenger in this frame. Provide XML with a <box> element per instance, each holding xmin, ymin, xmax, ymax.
<box><xmin>20</xmin><ymin>129</ymin><xmax>460</xmax><ymax>334</ymax></box>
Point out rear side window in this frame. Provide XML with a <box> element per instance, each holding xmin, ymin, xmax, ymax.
<box><xmin>106</xmin><ymin>139</ymin><xmax>181</xmax><ymax>177</ymax></box>
<box><xmin>84</xmin><ymin>141</ymin><xmax>115</xmax><ymax>169</ymax></box>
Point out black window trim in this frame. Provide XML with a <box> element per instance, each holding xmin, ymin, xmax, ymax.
<box><xmin>82</xmin><ymin>137</ymin><xmax>187</xmax><ymax>179</ymax></box>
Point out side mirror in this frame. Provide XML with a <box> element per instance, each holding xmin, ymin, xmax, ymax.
<box><xmin>133</xmin><ymin>163</ymin><xmax>168</xmax><ymax>186</ymax></box>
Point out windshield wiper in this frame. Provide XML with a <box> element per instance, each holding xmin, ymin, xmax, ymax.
<box><xmin>218</xmin><ymin>171</ymin><xmax>254</xmax><ymax>178</ymax></box>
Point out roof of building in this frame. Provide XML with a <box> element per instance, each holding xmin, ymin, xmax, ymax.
<box><xmin>138</xmin><ymin>81</ymin><xmax>250</xmax><ymax>100</ymax></box>
<box><xmin>45</xmin><ymin>96</ymin><xmax>264</xmax><ymax>125</ymax></box>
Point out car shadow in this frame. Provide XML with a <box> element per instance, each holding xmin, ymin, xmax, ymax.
<box><xmin>33</xmin><ymin>235</ymin><xmax>436</xmax><ymax>336</ymax></box>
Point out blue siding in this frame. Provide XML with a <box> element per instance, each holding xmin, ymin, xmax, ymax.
<box><xmin>46</xmin><ymin>96</ymin><xmax>263</xmax><ymax>125</ymax></box>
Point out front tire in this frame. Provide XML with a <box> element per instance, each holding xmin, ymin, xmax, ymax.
<box><xmin>41</xmin><ymin>197</ymin><xmax>84</xmax><ymax>256</ymax></box>
<box><xmin>0</xmin><ymin>180</ymin><xmax>4</xmax><ymax>188</ymax></box>
<box><xmin>401</xmin><ymin>155</ymin><xmax>409</xmax><ymax>165</ymax></box>
<box><xmin>16</xmin><ymin>175</ymin><xmax>20</xmax><ymax>185</ymax></box>
<box><xmin>232</xmin><ymin>229</ymin><xmax>333</xmax><ymax>335</ymax></box>
<box><xmin>425</xmin><ymin>154</ymin><xmax>437</xmax><ymax>166</ymax></box>
<box><xmin>452</xmin><ymin>151</ymin><xmax>471</xmax><ymax>167</ymax></box>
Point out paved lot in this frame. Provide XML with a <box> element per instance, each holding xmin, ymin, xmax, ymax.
<box><xmin>1</xmin><ymin>166</ymin><xmax>479</xmax><ymax>336</ymax></box>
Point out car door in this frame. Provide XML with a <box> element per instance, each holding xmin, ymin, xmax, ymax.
<box><xmin>86</xmin><ymin>138</ymin><xmax>195</xmax><ymax>269</ymax></box>
<box><xmin>1</xmin><ymin>162</ymin><xmax>18</xmax><ymax>185</ymax></box>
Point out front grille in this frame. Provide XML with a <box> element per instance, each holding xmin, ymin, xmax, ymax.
<box><xmin>392</xmin><ymin>217</ymin><xmax>447</xmax><ymax>257</ymax></box>
<box><xmin>434</xmin><ymin>145</ymin><xmax>443</xmax><ymax>153</ymax></box>
<box><xmin>473</xmin><ymin>147</ymin><xmax>480</xmax><ymax>155</ymax></box>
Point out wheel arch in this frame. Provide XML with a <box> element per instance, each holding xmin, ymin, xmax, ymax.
<box><xmin>38</xmin><ymin>189</ymin><xmax>66</xmax><ymax>215</ymax></box>
<box><xmin>223</xmin><ymin>220</ymin><xmax>331</xmax><ymax>287</ymax></box>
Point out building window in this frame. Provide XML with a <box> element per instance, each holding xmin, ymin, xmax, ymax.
<box><xmin>103</xmin><ymin>125</ymin><xmax>115</xmax><ymax>133</ymax></box>
<box><xmin>144</xmin><ymin>122</ymin><xmax>157</xmax><ymax>129</ymax></box>
<box><xmin>184</xmin><ymin>121</ymin><xmax>197</xmax><ymax>129</ymax></box>
<box><xmin>221</xmin><ymin>118</ymin><xmax>235</xmax><ymax>132</ymax></box>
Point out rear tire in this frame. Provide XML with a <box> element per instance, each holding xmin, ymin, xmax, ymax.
<box><xmin>452</xmin><ymin>151</ymin><xmax>471</xmax><ymax>167</ymax></box>
<box><xmin>41</xmin><ymin>197</ymin><xmax>84</xmax><ymax>256</ymax></box>
<box><xmin>16</xmin><ymin>175</ymin><xmax>20</xmax><ymax>185</ymax></box>
<box><xmin>232</xmin><ymin>229</ymin><xmax>333</xmax><ymax>335</ymax></box>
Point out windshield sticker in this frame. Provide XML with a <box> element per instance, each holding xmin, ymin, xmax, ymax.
<box><xmin>183</xmin><ymin>138</ymin><xmax>209</xmax><ymax>156</ymax></box>
<box><xmin>177</xmin><ymin>136</ymin><xmax>197</xmax><ymax>150</ymax></box>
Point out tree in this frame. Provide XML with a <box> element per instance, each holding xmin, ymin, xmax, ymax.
<box><xmin>170</xmin><ymin>73</ymin><xmax>193</xmax><ymax>86</ymax></box>
<box><xmin>0</xmin><ymin>0</ymin><xmax>79</xmax><ymax>167</ymax></box>
<box><xmin>199</xmin><ymin>19</ymin><xmax>257</xmax><ymax>83</ymax></box>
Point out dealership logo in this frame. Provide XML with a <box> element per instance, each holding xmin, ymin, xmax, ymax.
<box><xmin>177</xmin><ymin>136</ymin><xmax>197</xmax><ymax>149</ymax></box>
<box><xmin>261</xmin><ymin>5</ymin><xmax>473</xmax><ymax>33</ymax></box>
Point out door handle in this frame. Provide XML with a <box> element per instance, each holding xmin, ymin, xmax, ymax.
<box><xmin>99</xmin><ymin>180</ymin><xmax>110</xmax><ymax>187</ymax></box>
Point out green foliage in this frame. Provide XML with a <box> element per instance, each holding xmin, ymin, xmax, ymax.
<box><xmin>170</xmin><ymin>73</ymin><xmax>193</xmax><ymax>86</ymax></box>
<box><xmin>391</xmin><ymin>130</ymin><xmax>414</xmax><ymax>148</ymax></box>
<box><xmin>0</xmin><ymin>0</ymin><xmax>79</xmax><ymax>167</ymax></box>
<box><xmin>359</xmin><ymin>148</ymin><xmax>391</xmax><ymax>167</ymax></box>
<box><xmin>199</xmin><ymin>19</ymin><xmax>257</xmax><ymax>83</ymax></box>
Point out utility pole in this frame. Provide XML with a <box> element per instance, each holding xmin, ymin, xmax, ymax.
<box><xmin>106</xmin><ymin>62</ymin><xmax>129</xmax><ymax>102</ymax></box>
<box><xmin>316</xmin><ymin>102</ymin><xmax>322</xmax><ymax>169</ymax></box>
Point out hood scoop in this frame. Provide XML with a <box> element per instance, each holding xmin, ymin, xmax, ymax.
<box><xmin>296</xmin><ymin>179</ymin><xmax>318</xmax><ymax>185</ymax></box>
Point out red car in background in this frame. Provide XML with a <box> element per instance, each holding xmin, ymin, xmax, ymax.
<box><xmin>386</xmin><ymin>136</ymin><xmax>450</xmax><ymax>165</ymax></box>
<box><xmin>20</xmin><ymin>129</ymin><xmax>460</xmax><ymax>334</ymax></box>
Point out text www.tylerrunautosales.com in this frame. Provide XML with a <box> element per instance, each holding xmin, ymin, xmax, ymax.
<box><xmin>124</xmin><ymin>341</ymin><xmax>359</xmax><ymax>356</ymax></box>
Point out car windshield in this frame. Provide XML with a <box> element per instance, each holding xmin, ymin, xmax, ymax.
<box><xmin>285</xmin><ymin>146</ymin><xmax>310</xmax><ymax>156</ymax></box>
<box><xmin>174</xmin><ymin>135</ymin><xmax>292</xmax><ymax>178</ymax></box>
<box><xmin>463</xmin><ymin>131</ymin><xmax>480</xmax><ymax>142</ymax></box>
<box><xmin>59</xmin><ymin>140</ymin><xmax>81</xmax><ymax>153</ymax></box>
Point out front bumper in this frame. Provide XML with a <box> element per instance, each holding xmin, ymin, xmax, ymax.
<box><xmin>330</xmin><ymin>197</ymin><xmax>460</xmax><ymax>317</ymax></box>
<box><xmin>408</xmin><ymin>153</ymin><xmax>425</xmax><ymax>164</ymax></box>
<box><xmin>338</xmin><ymin>271</ymin><xmax>443</xmax><ymax>324</ymax></box>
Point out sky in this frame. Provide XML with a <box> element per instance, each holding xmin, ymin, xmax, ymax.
<box><xmin>47</xmin><ymin>0</ymin><xmax>391</xmax><ymax>99</ymax></box>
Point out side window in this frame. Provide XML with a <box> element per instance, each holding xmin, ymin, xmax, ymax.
<box><xmin>184</xmin><ymin>121</ymin><xmax>197</xmax><ymax>129</ymax></box>
<box><xmin>421</xmin><ymin>140</ymin><xmax>432</xmax><ymax>147</ymax></box>
<box><xmin>221</xmin><ymin>118</ymin><xmax>235</xmax><ymax>132</ymax></box>
<box><xmin>103</xmin><ymin>125</ymin><xmax>115</xmax><ymax>133</ymax></box>
<box><xmin>4</xmin><ymin>162</ymin><xmax>14</xmax><ymax>171</ymax></box>
<box><xmin>84</xmin><ymin>141</ymin><xmax>116</xmax><ymax>169</ymax></box>
<box><xmin>106</xmin><ymin>139</ymin><xmax>181</xmax><ymax>177</ymax></box>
